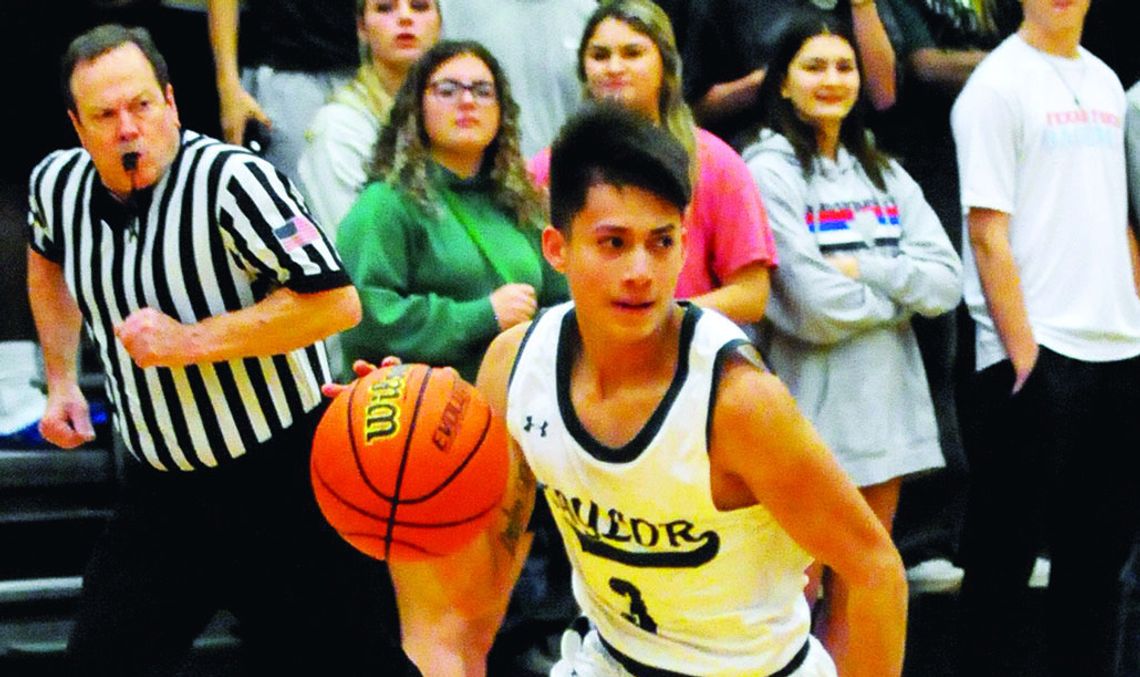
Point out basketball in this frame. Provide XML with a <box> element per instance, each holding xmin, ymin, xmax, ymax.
<box><xmin>310</xmin><ymin>363</ymin><xmax>509</xmax><ymax>561</ymax></box>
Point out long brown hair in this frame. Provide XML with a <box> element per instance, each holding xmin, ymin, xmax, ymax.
<box><xmin>751</xmin><ymin>11</ymin><xmax>891</xmax><ymax>189</ymax></box>
<box><xmin>367</xmin><ymin>40</ymin><xmax>542</xmax><ymax>226</ymax></box>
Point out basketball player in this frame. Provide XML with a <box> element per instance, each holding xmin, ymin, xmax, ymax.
<box><xmin>348</xmin><ymin>102</ymin><xmax>907</xmax><ymax>675</ymax></box>
<box><xmin>458</xmin><ymin>103</ymin><xmax>906</xmax><ymax>676</ymax></box>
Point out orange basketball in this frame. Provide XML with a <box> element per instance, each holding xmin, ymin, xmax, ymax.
<box><xmin>310</xmin><ymin>363</ymin><xmax>509</xmax><ymax>561</ymax></box>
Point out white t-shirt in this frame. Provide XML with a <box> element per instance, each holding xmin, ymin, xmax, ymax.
<box><xmin>952</xmin><ymin>34</ymin><xmax>1140</xmax><ymax>369</ymax></box>
<box><xmin>507</xmin><ymin>302</ymin><xmax>815</xmax><ymax>676</ymax></box>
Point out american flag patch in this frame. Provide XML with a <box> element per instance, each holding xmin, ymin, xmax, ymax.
<box><xmin>274</xmin><ymin>215</ymin><xmax>321</xmax><ymax>252</ymax></box>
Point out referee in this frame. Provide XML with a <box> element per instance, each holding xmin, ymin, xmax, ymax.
<box><xmin>26</xmin><ymin>24</ymin><xmax>418</xmax><ymax>676</ymax></box>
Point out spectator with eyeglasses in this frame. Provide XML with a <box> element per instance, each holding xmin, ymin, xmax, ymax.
<box><xmin>336</xmin><ymin>41</ymin><xmax>568</xmax><ymax>673</ymax></box>
<box><xmin>337</xmin><ymin>39</ymin><xmax>567</xmax><ymax>386</ymax></box>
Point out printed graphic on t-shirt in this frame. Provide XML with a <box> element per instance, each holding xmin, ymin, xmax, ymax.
<box><xmin>546</xmin><ymin>486</ymin><xmax>721</xmax><ymax>568</ymax></box>
<box><xmin>1042</xmin><ymin>107</ymin><xmax>1122</xmax><ymax>149</ymax></box>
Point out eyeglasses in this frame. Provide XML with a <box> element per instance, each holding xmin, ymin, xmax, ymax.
<box><xmin>427</xmin><ymin>79</ymin><xmax>497</xmax><ymax>104</ymax></box>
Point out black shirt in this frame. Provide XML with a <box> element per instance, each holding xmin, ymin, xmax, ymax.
<box><xmin>243</xmin><ymin>0</ymin><xmax>358</xmax><ymax>72</ymax></box>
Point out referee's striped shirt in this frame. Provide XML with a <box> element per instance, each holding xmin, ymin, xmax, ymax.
<box><xmin>28</xmin><ymin>131</ymin><xmax>350</xmax><ymax>472</ymax></box>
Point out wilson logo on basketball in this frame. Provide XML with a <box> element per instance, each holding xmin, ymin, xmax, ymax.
<box><xmin>363</xmin><ymin>374</ymin><xmax>405</xmax><ymax>444</ymax></box>
<box><xmin>432</xmin><ymin>385</ymin><xmax>470</xmax><ymax>453</ymax></box>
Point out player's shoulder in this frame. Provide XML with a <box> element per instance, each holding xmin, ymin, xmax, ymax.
<box><xmin>709</xmin><ymin>348</ymin><xmax>815</xmax><ymax>477</ymax></box>
<box><xmin>713</xmin><ymin>346</ymin><xmax>800</xmax><ymax>433</ymax></box>
<box><xmin>477</xmin><ymin>321</ymin><xmax>533</xmax><ymax>414</ymax></box>
<box><xmin>488</xmin><ymin>302</ymin><xmax>571</xmax><ymax>397</ymax></box>
<box><xmin>487</xmin><ymin>321</ymin><xmax>532</xmax><ymax>371</ymax></box>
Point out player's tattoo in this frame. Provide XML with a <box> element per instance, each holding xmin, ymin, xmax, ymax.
<box><xmin>500</xmin><ymin>499</ymin><xmax>526</xmax><ymax>553</ymax></box>
<box><xmin>499</xmin><ymin>461</ymin><xmax>536</xmax><ymax>555</ymax></box>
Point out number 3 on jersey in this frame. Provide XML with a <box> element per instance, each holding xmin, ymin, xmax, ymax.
<box><xmin>609</xmin><ymin>577</ymin><xmax>658</xmax><ymax>634</ymax></box>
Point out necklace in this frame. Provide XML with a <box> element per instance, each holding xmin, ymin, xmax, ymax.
<box><xmin>1043</xmin><ymin>55</ymin><xmax>1086</xmax><ymax>107</ymax></box>
<box><xmin>1022</xmin><ymin>34</ymin><xmax>1085</xmax><ymax>108</ymax></box>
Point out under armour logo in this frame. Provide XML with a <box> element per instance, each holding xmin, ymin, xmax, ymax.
<box><xmin>523</xmin><ymin>416</ymin><xmax>549</xmax><ymax>437</ymax></box>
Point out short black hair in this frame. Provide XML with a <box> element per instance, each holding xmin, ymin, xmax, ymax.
<box><xmin>61</xmin><ymin>24</ymin><xmax>171</xmax><ymax>113</ymax></box>
<box><xmin>549</xmin><ymin>102</ymin><xmax>690</xmax><ymax>232</ymax></box>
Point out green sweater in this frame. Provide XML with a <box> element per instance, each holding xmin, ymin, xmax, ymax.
<box><xmin>337</xmin><ymin>164</ymin><xmax>567</xmax><ymax>381</ymax></box>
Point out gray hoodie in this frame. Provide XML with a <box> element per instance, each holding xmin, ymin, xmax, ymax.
<box><xmin>743</xmin><ymin>130</ymin><xmax>962</xmax><ymax>486</ymax></box>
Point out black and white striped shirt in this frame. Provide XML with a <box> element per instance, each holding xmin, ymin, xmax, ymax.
<box><xmin>28</xmin><ymin>131</ymin><xmax>349</xmax><ymax>472</ymax></box>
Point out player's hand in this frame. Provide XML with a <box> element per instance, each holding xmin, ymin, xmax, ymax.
<box><xmin>39</xmin><ymin>383</ymin><xmax>96</xmax><ymax>449</ymax></box>
<box><xmin>320</xmin><ymin>357</ymin><xmax>402</xmax><ymax>398</ymax></box>
<box><xmin>490</xmin><ymin>283</ymin><xmax>537</xmax><ymax>330</ymax></box>
<box><xmin>114</xmin><ymin>308</ymin><xmax>197</xmax><ymax>368</ymax></box>
<box><xmin>218</xmin><ymin>81</ymin><xmax>271</xmax><ymax>146</ymax></box>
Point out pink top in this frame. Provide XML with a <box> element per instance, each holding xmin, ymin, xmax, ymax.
<box><xmin>528</xmin><ymin>128</ymin><xmax>777</xmax><ymax>298</ymax></box>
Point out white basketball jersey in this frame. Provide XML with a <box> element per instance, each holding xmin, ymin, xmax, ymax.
<box><xmin>507</xmin><ymin>302</ymin><xmax>814</xmax><ymax>675</ymax></box>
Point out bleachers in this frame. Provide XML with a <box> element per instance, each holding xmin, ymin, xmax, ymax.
<box><xmin>0</xmin><ymin>439</ymin><xmax>107</xmax><ymax>672</ymax></box>
<box><xmin>0</xmin><ymin>441</ymin><xmax>245</xmax><ymax>675</ymax></box>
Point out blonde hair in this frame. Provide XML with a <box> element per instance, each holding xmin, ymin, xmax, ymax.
<box><xmin>578</xmin><ymin>0</ymin><xmax>698</xmax><ymax>182</ymax></box>
<box><xmin>331</xmin><ymin>64</ymin><xmax>395</xmax><ymax>122</ymax></box>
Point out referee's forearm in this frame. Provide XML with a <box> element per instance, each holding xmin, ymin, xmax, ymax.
<box><xmin>188</xmin><ymin>284</ymin><xmax>361</xmax><ymax>363</ymax></box>
<box><xmin>27</xmin><ymin>248</ymin><xmax>84</xmax><ymax>390</ymax></box>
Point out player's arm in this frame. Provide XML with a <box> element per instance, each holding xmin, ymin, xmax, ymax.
<box><xmin>114</xmin><ymin>284</ymin><xmax>361</xmax><ymax>368</ymax></box>
<box><xmin>710</xmin><ymin>356</ymin><xmax>906</xmax><ymax>677</ymax></box>
<box><xmin>472</xmin><ymin>323</ymin><xmax>538</xmax><ymax>604</ymax></box>
<box><xmin>392</xmin><ymin>325</ymin><xmax>537</xmax><ymax>618</ymax></box>
<box><xmin>967</xmin><ymin>206</ymin><xmax>1037</xmax><ymax>391</ymax></box>
<box><xmin>415</xmin><ymin>322</ymin><xmax>539</xmax><ymax>615</ymax></box>
<box><xmin>27</xmin><ymin>249</ymin><xmax>96</xmax><ymax>449</ymax></box>
<box><xmin>207</xmin><ymin>0</ymin><xmax>270</xmax><ymax>145</ymax></box>
<box><xmin>384</xmin><ymin>326</ymin><xmax>536</xmax><ymax>672</ymax></box>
